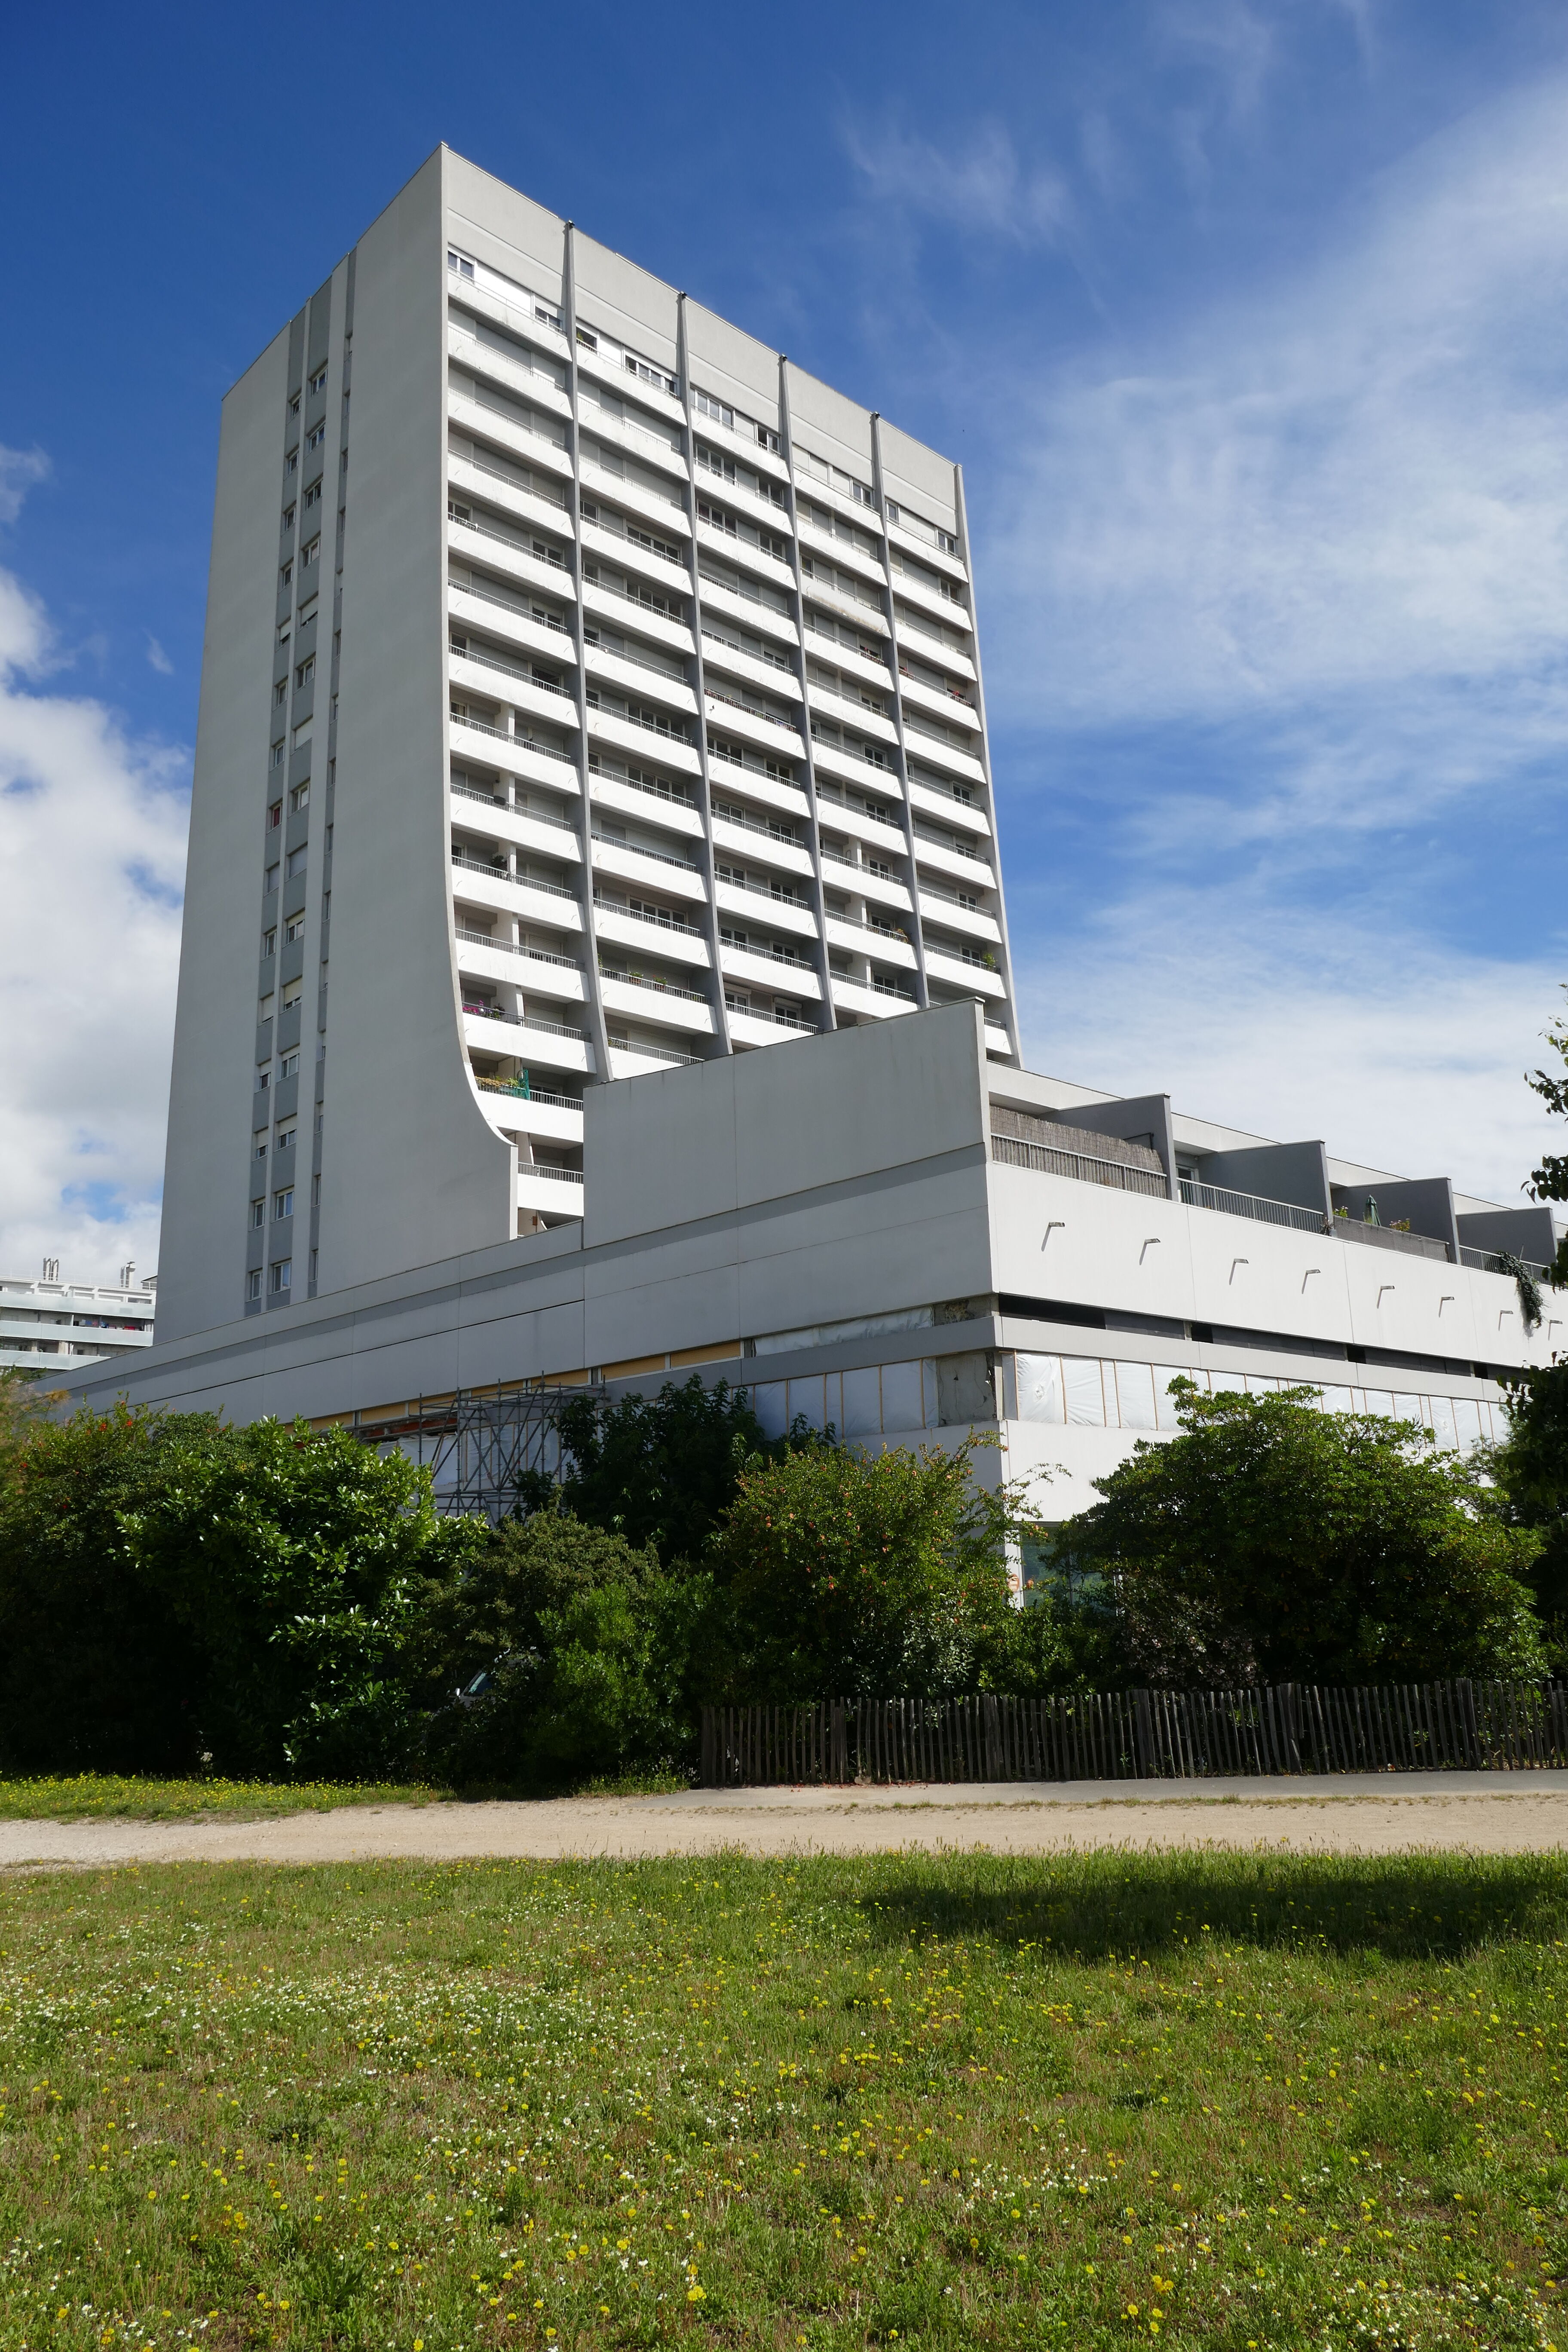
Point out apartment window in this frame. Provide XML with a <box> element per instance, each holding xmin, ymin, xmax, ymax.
<box><xmin>247</xmin><ymin>1269</ymin><xmax>263</xmax><ymax>1302</ymax></box>
<box><xmin>264</xmin><ymin>861</ymin><xmax>280</xmax><ymax>895</ymax></box>
<box><xmin>268</xmin><ymin>799</ymin><xmax>283</xmax><ymax>829</ymax></box>
<box><xmin>301</xmin><ymin>536</ymin><xmax>320</xmax><ymax>569</ymax></box>
<box><xmin>282</xmin><ymin>503</ymin><xmax>296</xmax><ymax>531</ymax></box>
<box><xmin>273</xmin><ymin>679</ymin><xmax>286</xmax><ymax>706</ymax></box>
<box><xmin>289</xmin><ymin>392</ymin><xmax>300</xmax><ymax>417</ymax></box>
<box><xmin>278</xmin><ymin>621</ymin><xmax>292</xmax><ymax>647</ymax></box>
<box><xmin>290</xmin><ymin>780</ymin><xmax>309</xmax><ymax>811</ymax></box>
<box><xmin>256</xmin><ymin>1068</ymin><xmax>270</xmax><ymax>1094</ymax></box>
<box><xmin>447</xmin><ymin>248</ymin><xmax>475</xmax><ymax>281</ymax></box>
<box><xmin>276</xmin><ymin>1119</ymin><xmax>297</xmax><ymax>1150</ymax></box>
<box><xmin>285</xmin><ymin>846</ymin><xmax>307</xmax><ymax>878</ymax></box>
<box><xmin>696</xmin><ymin>444</ymin><xmax>735</xmax><ymax>484</ymax></box>
<box><xmin>285</xmin><ymin>448</ymin><xmax>298</xmax><ymax>476</ymax></box>
<box><xmin>280</xmin><ymin>562</ymin><xmax>293</xmax><ymax>589</ymax></box>
<box><xmin>576</xmin><ymin>326</ymin><xmax>598</xmax><ymax>352</ymax></box>
<box><xmin>303</xmin><ymin>481</ymin><xmax>321</xmax><ymax>511</ymax></box>
<box><xmin>760</xmin><ymin>530</ymin><xmax>790</xmax><ymax>564</ymax></box>
<box><xmin>309</xmin><ymin>366</ymin><xmax>328</xmax><ymax>394</ymax></box>
<box><xmin>309</xmin><ymin>1248</ymin><xmax>318</xmax><ymax>1284</ymax></box>
<box><xmin>255</xmin><ymin>1133</ymin><xmax>269</xmax><ymax>1161</ymax></box>
<box><xmin>448</xmin><ymin>498</ymin><xmax>471</xmax><ymax>525</ymax></box>
<box><xmin>274</xmin><ymin>1187</ymin><xmax>294</xmax><ymax>1220</ymax></box>
<box><xmin>306</xmin><ymin>421</ymin><xmax>326</xmax><ymax>453</ymax></box>
<box><xmin>284</xmin><ymin>915</ymin><xmax>305</xmax><ymax>944</ymax></box>
<box><xmin>295</xmin><ymin>655</ymin><xmax>315</xmax><ymax>686</ymax></box>
<box><xmin>693</xmin><ymin>388</ymin><xmax>733</xmax><ymax>430</ymax></box>
<box><xmin>270</xmin><ymin>1259</ymin><xmax>292</xmax><ymax>1293</ymax></box>
<box><xmin>262</xmin><ymin>928</ymin><xmax>277</xmax><ymax>958</ymax></box>
<box><xmin>757</xmin><ymin>423</ymin><xmax>781</xmax><ymax>455</ymax></box>
<box><xmin>280</xmin><ymin>1051</ymin><xmax>300</xmax><ymax>1081</ymax></box>
<box><xmin>282</xmin><ymin>978</ymin><xmax>303</xmax><ymax>1011</ymax></box>
<box><xmin>251</xmin><ymin>1198</ymin><xmax>265</xmax><ymax>1229</ymax></box>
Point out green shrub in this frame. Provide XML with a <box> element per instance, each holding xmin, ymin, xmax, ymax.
<box><xmin>555</xmin><ymin>1375</ymin><xmax>782</xmax><ymax>1560</ymax></box>
<box><xmin>710</xmin><ymin>1435</ymin><xmax>1029</xmax><ymax>1700</ymax></box>
<box><xmin>1055</xmin><ymin>1383</ymin><xmax>1545</xmax><ymax>1687</ymax></box>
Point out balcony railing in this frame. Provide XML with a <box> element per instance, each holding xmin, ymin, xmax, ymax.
<box><xmin>592</xmin><ymin>894</ymin><xmax>702</xmax><ymax>940</ymax></box>
<box><xmin>476</xmin><ymin>1075</ymin><xmax>582</xmax><ymax>1112</ymax></box>
<box><xmin>588</xmin><ymin>762</ymin><xmax>695</xmax><ymax>810</ymax></box>
<box><xmin>462</xmin><ymin>1004</ymin><xmax>586</xmax><ymax>1041</ymax></box>
<box><xmin>607</xmin><ymin>1036</ymin><xmax>704</xmax><ymax>1066</ymax></box>
<box><xmin>994</xmin><ymin>1133</ymin><xmax>1168</xmax><ymax>1199</ymax></box>
<box><xmin>449</xmin><ymin>505</ymin><xmax>565</xmax><ymax>569</ymax></box>
<box><xmin>1460</xmin><ymin>1246</ymin><xmax>1552</xmax><ymax>1277</ymax></box>
<box><xmin>523</xmin><ymin>1164</ymin><xmax>585</xmax><ymax>1186</ymax></box>
<box><xmin>469</xmin><ymin>453</ymin><xmax>568</xmax><ymax>515</ymax></box>
<box><xmin>456</xmin><ymin>925</ymin><xmax>581</xmax><ymax>973</ymax></box>
<box><xmin>1333</xmin><ymin>1218</ymin><xmax>1451</xmax><ymax>1263</ymax></box>
<box><xmin>1179</xmin><ymin>1177</ymin><xmax>1324</xmax><ymax>1233</ymax></box>
<box><xmin>599</xmin><ymin>968</ymin><xmax>708</xmax><ymax>1004</ymax></box>
<box><xmin>721</xmin><ymin>940</ymin><xmax>813</xmax><ymax>971</ymax></box>
<box><xmin>591</xmin><ymin>831</ymin><xmax>698</xmax><ymax>873</ymax></box>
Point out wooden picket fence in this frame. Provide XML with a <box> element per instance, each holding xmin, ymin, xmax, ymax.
<box><xmin>698</xmin><ymin>1680</ymin><xmax>1568</xmax><ymax>1788</ymax></box>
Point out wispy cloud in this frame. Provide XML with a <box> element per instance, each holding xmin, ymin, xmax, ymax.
<box><xmin>0</xmin><ymin>448</ymin><xmax>187</xmax><ymax>1287</ymax></box>
<box><xmin>845</xmin><ymin>117</ymin><xmax>1077</xmax><ymax>251</ymax></box>
<box><xmin>145</xmin><ymin>634</ymin><xmax>174</xmax><ymax>675</ymax></box>
<box><xmin>0</xmin><ymin>447</ymin><xmax>48</xmax><ymax>528</ymax></box>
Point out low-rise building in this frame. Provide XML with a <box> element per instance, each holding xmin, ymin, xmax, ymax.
<box><xmin>1</xmin><ymin>1265</ymin><xmax>156</xmax><ymax>1384</ymax></box>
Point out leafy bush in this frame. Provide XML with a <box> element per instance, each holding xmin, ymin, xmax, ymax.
<box><xmin>710</xmin><ymin>1435</ymin><xmax>1030</xmax><ymax>1700</ymax></box>
<box><xmin>1486</xmin><ymin>1363</ymin><xmax>1568</xmax><ymax>1672</ymax></box>
<box><xmin>0</xmin><ymin>1405</ymin><xmax>476</xmax><ymax>1776</ymax></box>
<box><xmin>555</xmin><ymin>1376</ymin><xmax>781</xmax><ymax>1561</ymax></box>
<box><xmin>1054</xmin><ymin>1383</ymin><xmax>1545</xmax><ymax>1687</ymax></box>
<box><xmin>419</xmin><ymin>1511</ymin><xmax>704</xmax><ymax>1788</ymax></box>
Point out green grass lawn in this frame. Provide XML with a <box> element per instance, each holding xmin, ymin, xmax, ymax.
<box><xmin>0</xmin><ymin>1853</ymin><xmax>1564</xmax><ymax>2351</ymax></box>
<box><xmin>0</xmin><ymin>1777</ymin><xmax>449</xmax><ymax>1822</ymax></box>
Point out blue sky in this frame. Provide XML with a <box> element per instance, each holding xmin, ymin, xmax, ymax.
<box><xmin>3</xmin><ymin>0</ymin><xmax>1568</xmax><ymax>1280</ymax></box>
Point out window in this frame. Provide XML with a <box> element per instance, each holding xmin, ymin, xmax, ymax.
<box><xmin>288</xmin><ymin>393</ymin><xmax>300</xmax><ymax>418</ymax></box>
<box><xmin>309</xmin><ymin>366</ymin><xmax>327</xmax><ymax>394</ymax></box>
<box><xmin>280</xmin><ymin>562</ymin><xmax>293</xmax><ymax>589</ymax></box>
<box><xmin>262</xmin><ymin>927</ymin><xmax>277</xmax><ymax>958</ymax></box>
<box><xmin>285</xmin><ymin>915</ymin><xmax>306</xmax><ymax>944</ymax></box>
<box><xmin>757</xmin><ymin>423</ymin><xmax>781</xmax><ymax>455</ymax></box>
<box><xmin>274</xmin><ymin>679</ymin><xmax>286</xmax><ymax>706</ymax></box>
<box><xmin>295</xmin><ymin>655</ymin><xmax>314</xmax><ymax>686</ymax></box>
<box><xmin>282</xmin><ymin>503</ymin><xmax>296</xmax><ymax>531</ymax></box>
<box><xmin>282</xmin><ymin>978</ymin><xmax>303</xmax><ymax>1010</ymax></box>
<box><xmin>285</xmin><ymin>846</ymin><xmax>307</xmax><ymax>878</ymax></box>
<box><xmin>251</xmin><ymin>1198</ymin><xmax>265</xmax><ymax>1229</ymax></box>
<box><xmin>309</xmin><ymin>1248</ymin><xmax>318</xmax><ymax>1284</ymax></box>
<box><xmin>276</xmin><ymin>1119</ymin><xmax>297</xmax><ymax>1150</ymax></box>
<box><xmin>300</xmin><ymin>536</ymin><xmax>320</xmax><ymax>569</ymax></box>
<box><xmin>268</xmin><ymin>799</ymin><xmax>282</xmax><ymax>829</ymax></box>
<box><xmin>448</xmin><ymin>498</ymin><xmax>471</xmax><ymax>525</ymax></box>
<box><xmin>285</xmin><ymin>448</ymin><xmax>298</xmax><ymax>475</ymax></box>
<box><xmin>760</xmin><ymin>529</ymin><xmax>790</xmax><ymax>564</ymax></box>
<box><xmin>264</xmin><ymin>862</ymin><xmax>280</xmax><ymax>894</ymax></box>
<box><xmin>576</xmin><ymin>326</ymin><xmax>598</xmax><ymax>352</ymax></box>
<box><xmin>247</xmin><ymin>1268</ymin><xmax>263</xmax><ymax>1302</ymax></box>
<box><xmin>270</xmin><ymin>741</ymin><xmax>285</xmax><ymax>768</ymax></box>
<box><xmin>303</xmin><ymin>481</ymin><xmax>321</xmax><ymax>511</ymax></box>
<box><xmin>256</xmin><ymin>1068</ymin><xmax>270</xmax><ymax>1093</ymax></box>
<box><xmin>255</xmin><ymin>1132</ymin><xmax>269</xmax><ymax>1159</ymax></box>
<box><xmin>274</xmin><ymin>1187</ymin><xmax>294</xmax><ymax>1220</ymax></box>
<box><xmin>277</xmin><ymin>621</ymin><xmax>291</xmax><ymax>647</ymax></box>
<box><xmin>306</xmin><ymin>421</ymin><xmax>326</xmax><ymax>453</ymax></box>
<box><xmin>290</xmin><ymin>780</ymin><xmax>309</xmax><ymax>811</ymax></box>
<box><xmin>696</xmin><ymin>444</ymin><xmax>735</xmax><ymax>484</ymax></box>
<box><xmin>447</xmin><ymin>248</ymin><xmax>475</xmax><ymax>281</ymax></box>
<box><xmin>270</xmin><ymin>1259</ymin><xmax>292</xmax><ymax>1293</ymax></box>
<box><xmin>280</xmin><ymin>1052</ymin><xmax>300</xmax><ymax>1081</ymax></box>
<box><xmin>693</xmin><ymin>388</ymin><xmax>733</xmax><ymax>430</ymax></box>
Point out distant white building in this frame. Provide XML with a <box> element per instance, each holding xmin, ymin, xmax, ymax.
<box><xmin>2</xmin><ymin>1262</ymin><xmax>156</xmax><ymax>1384</ymax></box>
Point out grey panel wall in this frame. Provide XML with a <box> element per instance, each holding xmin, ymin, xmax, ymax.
<box><xmin>318</xmin><ymin>147</ymin><xmax>512</xmax><ymax>1293</ymax></box>
<box><xmin>156</xmin><ymin>326</ymin><xmax>292</xmax><ymax>1343</ymax></box>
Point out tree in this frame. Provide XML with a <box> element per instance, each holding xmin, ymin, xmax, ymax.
<box><xmin>1525</xmin><ymin>987</ymin><xmax>1568</xmax><ymax>1289</ymax></box>
<box><xmin>417</xmin><ymin>1512</ymin><xmax>703</xmax><ymax>1788</ymax></box>
<box><xmin>0</xmin><ymin>1369</ymin><xmax>49</xmax><ymax>1490</ymax></box>
<box><xmin>1485</xmin><ymin>1372</ymin><xmax>1568</xmax><ymax>1672</ymax></box>
<box><xmin>710</xmin><ymin>1436</ymin><xmax>1032</xmax><ymax>1700</ymax></box>
<box><xmin>0</xmin><ymin>1405</ymin><xmax>477</xmax><ymax>1776</ymax></box>
<box><xmin>1055</xmin><ymin>1384</ymin><xmax>1544</xmax><ymax>1688</ymax></box>
<box><xmin>555</xmin><ymin>1375</ymin><xmax>778</xmax><ymax>1561</ymax></box>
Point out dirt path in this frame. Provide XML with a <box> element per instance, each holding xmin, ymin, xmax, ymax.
<box><xmin>3</xmin><ymin>1771</ymin><xmax>1567</xmax><ymax>1869</ymax></box>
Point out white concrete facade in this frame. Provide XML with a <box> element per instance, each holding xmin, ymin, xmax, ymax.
<box><xmin>156</xmin><ymin>147</ymin><xmax>1017</xmax><ymax>1353</ymax></box>
<box><xmin>65</xmin><ymin>1003</ymin><xmax>1562</xmax><ymax>1544</ymax></box>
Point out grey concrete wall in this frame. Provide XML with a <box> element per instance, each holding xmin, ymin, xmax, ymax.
<box><xmin>1332</xmin><ymin>1176</ymin><xmax>1459</xmax><ymax>1255</ymax></box>
<box><xmin>319</xmin><ymin>146</ymin><xmax>512</xmax><ymax>1295</ymax></box>
<box><xmin>155</xmin><ymin>326</ymin><xmax>292</xmax><ymax>1343</ymax></box>
<box><xmin>1202</xmin><ymin>1141</ymin><xmax>1332</xmax><ymax>1219</ymax></box>
<box><xmin>1056</xmin><ymin>1094</ymin><xmax>1178</xmax><ymax>1197</ymax></box>
<box><xmin>1457</xmin><ymin>1205</ymin><xmax>1559</xmax><ymax>1265</ymax></box>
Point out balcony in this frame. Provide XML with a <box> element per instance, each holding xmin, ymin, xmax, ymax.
<box><xmin>1335</xmin><ymin>1217</ymin><xmax>1451</xmax><ymax>1264</ymax></box>
<box><xmin>1180</xmin><ymin>1175</ymin><xmax>1326</xmax><ymax>1234</ymax></box>
<box><xmin>995</xmin><ymin>1132</ymin><xmax>1169</xmax><ymax>1200</ymax></box>
<box><xmin>599</xmin><ymin>971</ymin><xmax>716</xmax><ymax>1035</ymax></box>
<box><xmin>1460</xmin><ymin>1245</ymin><xmax>1552</xmax><ymax>1277</ymax></box>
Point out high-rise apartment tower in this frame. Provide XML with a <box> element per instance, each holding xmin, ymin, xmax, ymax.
<box><xmin>159</xmin><ymin>146</ymin><xmax>1018</xmax><ymax>1344</ymax></box>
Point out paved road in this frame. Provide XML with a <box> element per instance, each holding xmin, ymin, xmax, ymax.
<box><xmin>3</xmin><ymin>1772</ymin><xmax>1567</xmax><ymax>1868</ymax></box>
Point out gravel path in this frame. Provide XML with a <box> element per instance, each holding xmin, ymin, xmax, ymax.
<box><xmin>3</xmin><ymin>1771</ymin><xmax>1567</xmax><ymax>1869</ymax></box>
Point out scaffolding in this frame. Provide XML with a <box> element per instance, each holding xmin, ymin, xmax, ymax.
<box><xmin>351</xmin><ymin>1384</ymin><xmax>606</xmax><ymax>1521</ymax></box>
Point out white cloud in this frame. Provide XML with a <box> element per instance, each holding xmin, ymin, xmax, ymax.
<box><xmin>983</xmin><ymin>77</ymin><xmax>1568</xmax><ymax>743</ymax></box>
<box><xmin>846</xmin><ymin>118</ymin><xmax>1077</xmax><ymax>250</ymax></box>
<box><xmin>1012</xmin><ymin>891</ymin><xmax>1565</xmax><ymax>1206</ymax></box>
<box><xmin>0</xmin><ymin>447</ymin><xmax>48</xmax><ymax>528</ymax></box>
<box><xmin>145</xmin><ymin>634</ymin><xmax>174</xmax><ymax>676</ymax></box>
<box><xmin>0</xmin><ymin>459</ymin><xmax>187</xmax><ymax>1289</ymax></box>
